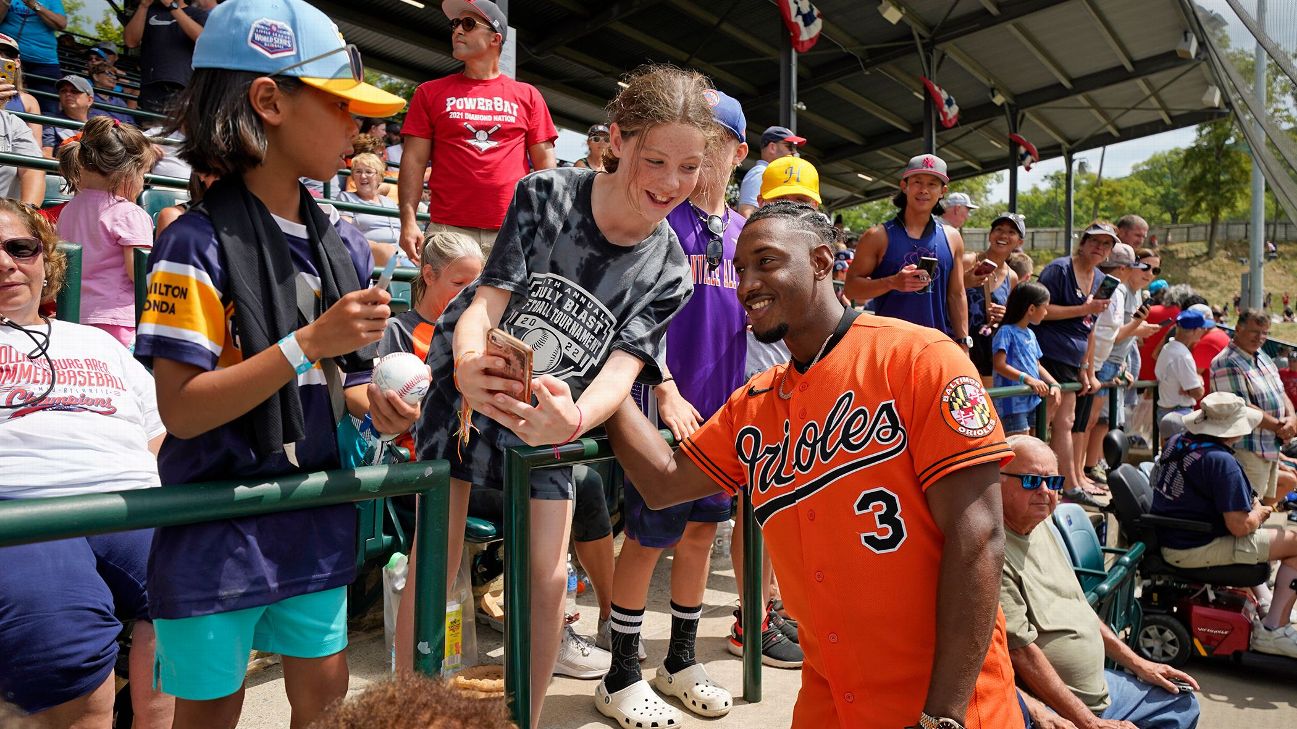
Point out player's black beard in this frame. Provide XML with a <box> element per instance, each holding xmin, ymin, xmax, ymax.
<box><xmin>755</xmin><ymin>322</ymin><xmax>789</xmax><ymax>344</ymax></box>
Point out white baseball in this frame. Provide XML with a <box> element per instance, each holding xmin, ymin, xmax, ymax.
<box><xmin>374</xmin><ymin>353</ymin><xmax>431</xmax><ymax>405</ymax></box>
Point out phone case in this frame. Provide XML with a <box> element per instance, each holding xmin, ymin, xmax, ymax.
<box><xmin>0</xmin><ymin>60</ymin><xmax>16</xmax><ymax>86</ymax></box>
<box><xmin>974</xmin><ymin>259</ymin><xmax>998</xmax><ymax>276</ymax></box>
<box><xmin>1096</xmin><ymin>275</ymin><xmax>1120</xmax><ymax>299</ymax></box>
<box><xmin>486</xmin><ymin>328</ymin><xmax>533</xmax><ymax>403</ymax></box>
<box><xmin>917</xmin><ymin>256</ymin><xmax>939</xmax><ymax>294</ymax></box>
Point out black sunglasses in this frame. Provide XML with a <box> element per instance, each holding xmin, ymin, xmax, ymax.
<box><xmin>1149</xmin><ymin>266</ymin><xmax>1161</xmax><ymax>274</ymax></box>
<box><xmin>1005</xmin><ymin>473</ymin><xmax>1065</xmax><ymax>491</ymax></box>
<box><xmin>0</xmin><ymin>47</ymin><xmax>17</xmax><ymax>61</ymax></box>
<box><xmin>704</xmin><ymin>214</ymin><xmax>724</xmax><ymax>272</ymax></box>
<box><xmin>450</xmin><ymin>16</ymin><xmax>492</xmax><ymax>33</ymax></box>
<box><xmin>588</xmin><ymin>134</ymin><xmax>609</xmax><ymax>143</ymax></box>
<box><xmin>1</xmin><ymin>236</ymin><xmax>42</xmax><ymax>260</ymax></box>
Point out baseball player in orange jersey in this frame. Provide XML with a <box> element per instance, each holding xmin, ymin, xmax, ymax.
<box><xmin>596</xmin><ymin>202</ymin><xmax>1027</xmax><ymax>729</ymax></box>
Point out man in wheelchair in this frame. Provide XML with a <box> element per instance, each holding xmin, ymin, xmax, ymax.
<box><xmin>1151</xmin><ymin>392</ymin><xmax>1297</xmax><ymax>658</ymax></box>
<box><xmin>1000</xmin><ymin>435</ymin><xmax>1201</xmax><ymax>729</ymax></box>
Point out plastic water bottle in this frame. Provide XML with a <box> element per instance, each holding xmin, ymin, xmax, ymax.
<box><xmin>566</xmin><ymin>555</ymin><xmax>579</xmax><ymax>621</ymax></box>
<box><xmin>382</xmin><ymin>552</ymin><xmax>408</xmax><ymax>672</ymax></box>
<box><xmin>713</xmin><ymin>519</ymin><xmax>734</xmax><ymax>559</ymax></box>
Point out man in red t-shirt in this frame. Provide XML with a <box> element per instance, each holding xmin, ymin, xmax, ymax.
<box><xmin>397</xmin><ymin>0</ymin><xmax>557</xmax><ymax>261</ymax></box>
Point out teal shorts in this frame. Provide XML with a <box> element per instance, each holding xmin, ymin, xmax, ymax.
<box><xmin>152</xmin><ymin>587</ymin><xmax>348</xmax><ymax>700</ymax></box>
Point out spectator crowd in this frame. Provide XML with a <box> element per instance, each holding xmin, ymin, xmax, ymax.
<box><xmin>2</xmin><ymin>2</ymin><xmax>1296</xmax><ymax>729</ymax></box>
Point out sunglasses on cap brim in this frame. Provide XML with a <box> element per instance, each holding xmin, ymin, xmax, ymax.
<box><xmin>270</xmin><ymin>43</ymin><xmax>364</xmax><ymax>84</ymax></box>
<box><xmin>1004</xmin><ymin>473</ymin><xmax>1065</xmax><ymax>491</ymax></box>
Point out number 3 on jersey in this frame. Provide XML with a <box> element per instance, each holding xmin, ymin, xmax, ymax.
<box><xmin>854</xmin><ymin>488</ymin><xmax>907</xmax><ymax>553</ymax></box>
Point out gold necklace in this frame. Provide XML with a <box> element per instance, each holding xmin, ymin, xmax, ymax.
<box><xmin>777</xmin><ymin>330</ymin><xmax>834</xmax><ymax>400</ymax></box>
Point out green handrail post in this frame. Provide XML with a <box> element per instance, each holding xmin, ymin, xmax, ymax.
<box><xmin>134</xmin><ymin>247</ymin><xmax>149</xmax><ymax>325</ymax></box>
<box><xmin>741</xmin><ymin>488</ymin><xmax>763</xmax><ymax>702</ymax></box>
<box><xmin>504</xmin><ymin>447</ymin><xmax>531</xmax><ymax>727</ymax></box>
<box><xmin>501</xmin><ymin>433</ymin><xmax>743</xmax><ymax>728</ymax></box>
<box><xmin>1034</xmin><ymin>399</ymin><xmax>1049</xmax><ymax>440</ymax></box>
<box><xmin>413</xmin><ymin>478</ymin><xmax>450</xmax><ymax>675</ymax></box>
<box><xmin>1151</xmin><ymin>385</ymin><xmax>1161</xmax><ymax>446</ymax></box>
<box><xmin>1107</xmin><ymin>383</ymin><xmax>1120</xmax><ymax>428</ymax></box>
<box><xmin>55</xmin><ymin>242</ymin><xmax>81</xmax><ymax>323</ymax></box>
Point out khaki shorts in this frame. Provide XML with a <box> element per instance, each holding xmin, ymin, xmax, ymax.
<box><xmin>1236</xmin><ymin>449</ymin><xmax>1280</xmax><ymax>500</ymax></box>
<box><xmin>425</xmin><ymin>222</ymin><xmax>499</xmax><ymax>257</ymax></box>
<box><xmin>1161</xmin><ymin>527</ymin><xmax>1277</xmax><ymax>569</ymax></box>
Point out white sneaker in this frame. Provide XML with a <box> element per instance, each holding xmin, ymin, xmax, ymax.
<box><xmin>596</xmin><ymin>616</ymin><xmax>647</xmax><ymax>662</ymax></box>
<box><xmin>1251</xmin><ymin>623</ymin><xmax>1297</xmax><ymax>658</ymax></box>
<box><xmin>554</xmin><ymin>625</ymin><xmax>611</xmax><ymax>679</ymax></box>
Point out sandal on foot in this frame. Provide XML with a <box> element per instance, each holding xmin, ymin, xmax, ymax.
<box><xmin>652</xmin><ymin>662</ymin><xmax>732</xmax><ymax>718</ymax></box>
<box><xmin>595</xmin><ymin>678</ymin><xmax>685</xmax><ymax>728</ymax></box>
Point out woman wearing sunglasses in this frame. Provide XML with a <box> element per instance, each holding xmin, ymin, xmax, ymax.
<box><xmin>0</xmin><ymin>198</ymin><xmax>174</xmax><ymax>727</ymax></box>
<box><xmin>573</xmin><ymin>123</ymin><xmax>610</xmax><ymax>172</ymax></box>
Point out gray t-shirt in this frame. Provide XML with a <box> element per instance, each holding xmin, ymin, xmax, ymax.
<box><xmin>413</xmin><ymin>167</ymin><xmax>693</xmax><ymax>486</ymax></box>
<box><xmin>379</xmin><ymin>309</ymin><xmax>434</xmax><ymax>359</ymax></box>
<box><xmin>0</xmin><ymin>110</ymin><xmax>39</xmax><ymax>199</ymax></box>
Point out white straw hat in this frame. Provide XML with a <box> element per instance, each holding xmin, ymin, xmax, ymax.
<box><xmin>1181</xmin><ymin>392</ymin><xmax>1263</xmax><ymax>439</ymax></box>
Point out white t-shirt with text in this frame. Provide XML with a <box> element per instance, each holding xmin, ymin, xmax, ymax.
<box><xmin>0</xmin><ymin>319</ymin><xmax>163</xmax><ymax>498</ymax></box>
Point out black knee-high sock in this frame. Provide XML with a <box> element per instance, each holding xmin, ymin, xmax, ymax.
<box><xmin>663</xmin><ymin>601</ymin><xmax>701</xmax><ymax>674</ymax></box>
<box><xmin>604</xmin><ymin>603</ymin><xmax>644</xmax><ymax>692</ymax></box>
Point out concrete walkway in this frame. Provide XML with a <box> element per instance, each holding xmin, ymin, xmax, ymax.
<box><xmin>236</xmin><ymin>541</ymin><xmax>1297</xmax><ymax>728</ymax></box>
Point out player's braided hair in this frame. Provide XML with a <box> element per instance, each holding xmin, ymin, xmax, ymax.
<box><xmin>746</xmin><ymin>200</ymin><xmax>843</xmax><ymax>248</ymax></box>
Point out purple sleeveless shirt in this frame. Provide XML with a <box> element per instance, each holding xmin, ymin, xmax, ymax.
<box><xmin>868</xmin><ymin>214</ymin><xmax>956</xmax><ymax>335</ymax></box>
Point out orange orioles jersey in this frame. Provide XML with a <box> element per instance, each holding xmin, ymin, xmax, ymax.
<box><xmin>682</xmin><ymin>315</ymin><xmax>1022</xmax><ymax>729</ymax></box>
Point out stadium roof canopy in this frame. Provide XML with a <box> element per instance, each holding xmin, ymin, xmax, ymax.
<box><xmin>315</xmin><ymin>0</ymin><xmax>1227</xmax><ymax>210</ymax></box>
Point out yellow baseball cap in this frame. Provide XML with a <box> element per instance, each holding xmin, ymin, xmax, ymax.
<box><xmin>760</xmin><ymin>156</ymin><xmax>822</xmax><ymax>205</ymax></box>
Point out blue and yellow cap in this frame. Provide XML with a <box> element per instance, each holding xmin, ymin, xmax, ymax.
<box><xmin>192</xmin><ymin>0</ymin><xmax>406</xmax><ymax>118</ymax></box>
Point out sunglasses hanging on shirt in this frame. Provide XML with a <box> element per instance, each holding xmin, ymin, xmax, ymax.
<box><xmin>690</xmin><ymin>201</ymin><xmax>727</xmax><ymax>272</ymax></box>
<box><xmin>0</xmin><ymin>316</ymin><xmax>55</xmax><ymax>408</ymax></box>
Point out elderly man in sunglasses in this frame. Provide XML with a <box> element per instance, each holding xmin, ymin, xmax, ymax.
<box><xmin>999</xmin><ymin>435</ymin><xmax>1201</xmax><ymax>729</ymax></box>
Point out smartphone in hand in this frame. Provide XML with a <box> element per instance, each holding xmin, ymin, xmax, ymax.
<box><xmin>485</xmin><ymin>328</ymin><xmax>533</xmax><ymax>403</ymax></box>
<box><xmin>0</xmin><ymin>59</ymin><xmax>17</xmax><ymax>87</ymax></box>
<box><xmin>972</xmin><ymin>259</ymin><xmax>997</xmax><ymax>277</ymax></box>
<box><xmin>1095</xmin><ymin>274</ymin><xmax>1120</xmax><ymax>300</ymax></box>
<box><xmin>917</xmin><ymin>256</ymin><xmax>939</xmax><ymax>294</ymax></box>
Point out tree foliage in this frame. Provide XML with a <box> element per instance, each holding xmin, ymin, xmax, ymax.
<box><xmin>1180</xmin><ymin>118</ymin><xmax>1251</xmax><ymax>255</ymax></box>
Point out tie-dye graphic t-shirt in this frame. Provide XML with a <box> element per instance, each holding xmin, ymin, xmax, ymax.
<box><xmin>414</xmin><ymin>167</ymin><xmax>693</xmax><ymax>488</ymax></box>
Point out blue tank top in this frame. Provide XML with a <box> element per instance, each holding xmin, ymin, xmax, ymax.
<box><xmin>4</xmin><ymin>96</ymin><xmax>23</xmax><ymax>113</ymax></box>
<box><xmin>968</xmin><ymin>268</ymin><xmax>1012</xmax><ymax>330</ymax></box>
<box><xmin>869</xmin><ymin>214</ymin><xmax>955</xmax><ymax>335</ymax></box>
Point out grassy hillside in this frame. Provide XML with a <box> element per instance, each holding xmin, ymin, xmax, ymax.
<box><xmin>1025</xmin><ymin>238</ymin><xmax>1297</xmax><ymax>345</ymax></box>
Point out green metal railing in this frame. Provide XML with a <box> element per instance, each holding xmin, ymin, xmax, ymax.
<box><xmin>25</xmin><ymin>70</ymin><xmax>142</xmax><ymax>99</ymax></box>
<box><xmin>501</xmin><ymin>432</ymin><xmax>766</xmax><ymax>728</ymax></box>
<box><xmin>986</xmin><ymin>379</ymin><xmax>1159</xmax><ymax>443</ymax></box>
<box><xmin>0</xmin><ymin>150</ymin><xmax>188</xmax><ymax>190</ymax></box>
<box><xmin>54</xmin><ymin>241</ymin><xmax>81</xmax><ymax>323</ymax></box>
<box><xmin>0</xmin><ymin>461</ymin><xmax>454</xmax><ymax>676</ymax></box>
<box><xmin>26</xmin><ymin>87</ymin><xmax>164</xmax><ymax>122</ymax></box>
